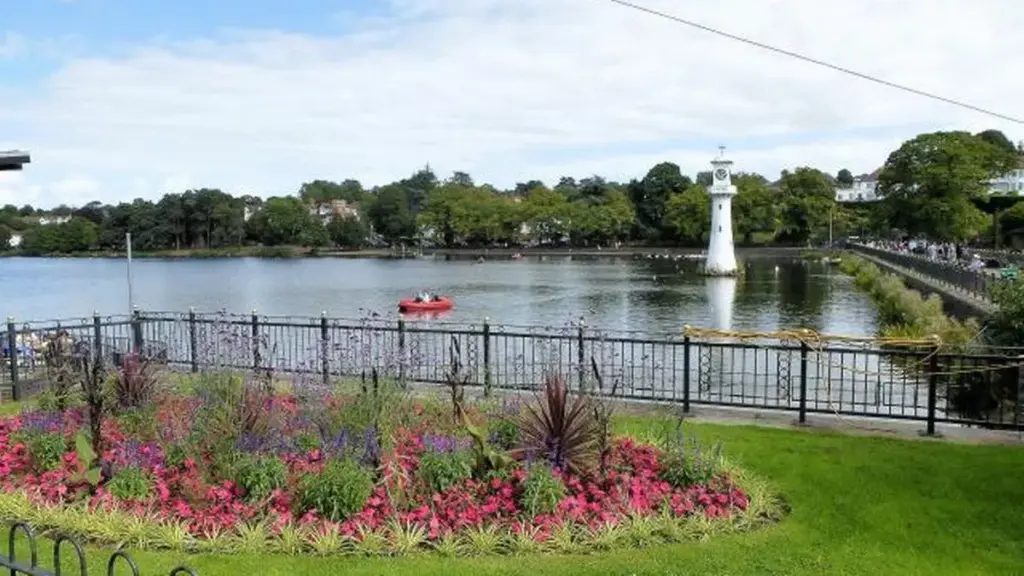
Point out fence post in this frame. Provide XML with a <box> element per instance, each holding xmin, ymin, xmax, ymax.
<box><xmin>482</xmin><ymin>317</ymin><xmax>492</xmax><ymax>397</ymax></box>
<box><xmin>6</xmin><ymin>317</ymin><xmax>19</xmax><ymax>402</ymax></box>
<box><xmin>682</xmin><ymin>335</ymin><xmax>691</xmax><ymax>413</ymax></box>
<box><xmin>397</xmin><ymin>317</ymin><xmax>406</xmax><ymax>388</ymax></box>
<box><xmin>320</xmin><ymin>311</ymin><xmax>330</xmax><ymax>386</ymax></box>
<box><xmin>92</xmin><ymin>312</ymin><xmax>103</xmax><ymax>366</ymax></box>
<box><xmin>923</xmin><ymin>345</ymin><xmax>941</xmax><ymax>437</ymax></box>
<box><xmin>1015</xmin><ymin>355</ymin><xmax>1023</xmax><ymax>432</ymax></box>
<box><xmin>188</xmin><ymin>308</ymin><xmax>199</xmax><ymax>373</ymax></box>
<box><xmin>797</xmin><ymin>339</ymin><xmax>809</xmax><ymax>425</ymax></box>
<box><xmin>577</xmin><ymin>317</ymin><xmax>586</xmax><ymax>393</ymax></box>
<box><xmin>131</xmin><ymin>308</ymin><xmax>144</xmax><ymax>353</ymax></box>
<box><xmin>251</xmin><ymin>310</ymin><xmax>261</xmax><ymax>371</ymax></box>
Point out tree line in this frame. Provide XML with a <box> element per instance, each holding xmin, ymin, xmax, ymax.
<box><xmin>1</xmin><ymin>128</ymin><xmax>1020</xmax><ymax>256</ymax></box>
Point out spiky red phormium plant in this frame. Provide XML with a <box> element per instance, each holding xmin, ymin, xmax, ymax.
<box><xmin>514</xmin><ymin>374</ymin><xmax>600</xmax><ymax>476</ymax></box>
<box><xmin>115</xmin><ymin>352</ymin><xmax>159</xmax><ymax>411</ymax></box>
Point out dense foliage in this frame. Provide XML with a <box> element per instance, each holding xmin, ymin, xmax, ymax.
<box><xmin>3</xmin><ymin>130</ymin><xmax>1018</xmax><ymax>255</ymax></box>
<box><xmin>0</xmin><ymin>357</ymin><xmax>779</xmax><ymax>556</ymax></box>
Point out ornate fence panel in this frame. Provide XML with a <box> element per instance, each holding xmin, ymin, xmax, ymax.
<box><xmin>1</xmin><ymin>522</ymin><xmax>197</xmax><ymax>575</ymax></box>
<box><xmin>1</xmin><ymin>310</ymin><xmax>1021</xmax><ymax>432</ymax></box>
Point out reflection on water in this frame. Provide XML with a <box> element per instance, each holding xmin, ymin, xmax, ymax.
<box><xmin>705</xmin><ymin>277</ymin><xmax>737</xmax><ymax>331</ymax></box>
<box><xmin>0</xmin><ymin>256</ymin><xmax>879</xmax><ymax>337</ymax></box>
<box><xmin>0</xmin><ymin>253</ymin><xmax>959</xmax><ymax>422</ymax></box>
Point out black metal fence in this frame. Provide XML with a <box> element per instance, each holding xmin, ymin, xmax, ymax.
<box><xmin>1</xmin><ymin>310</ymin><xmax>1022</xmax><ymax>432</ymax></box>
<box><xmin>1</xmin><ymin>522</ymin><xmax>196</xmax><ymax>575</ymax></box>
<box><xmin>973</xmin><ymin>248</ymin><xmax>1024</xmax><ymax>268</ymax></box>
<box><xmin>851</xmin><ymin>244</ymin><xmax>998</xmax><ymax>302</ymax></box>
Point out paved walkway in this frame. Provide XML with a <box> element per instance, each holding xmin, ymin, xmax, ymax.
<box><xmin>460</xmin><ymin>388</ymin><xmax>1024</xmax><ymax>446</ymax></box>
<box><xmin>656</xmin><ymin>403</ymin><xmax>1023</xmax><ymax>446</ymax></box>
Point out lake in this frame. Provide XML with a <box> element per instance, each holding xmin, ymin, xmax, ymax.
<box><xmin>0</xmin><ymin>254</ymin><xmax>880</xmax><ymax>337</ymax></box>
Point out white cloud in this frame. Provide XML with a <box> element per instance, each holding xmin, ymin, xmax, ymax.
<box><xmin>3</xmin><ymin>0</ymin><xmax>1023</xmax><ymax>207</ymax></box>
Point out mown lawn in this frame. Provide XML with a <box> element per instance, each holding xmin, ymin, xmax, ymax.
<box><xmin>4</xmin><ymin>413</ymin><xmax>1023</xmax><ymax>575</ymax></box>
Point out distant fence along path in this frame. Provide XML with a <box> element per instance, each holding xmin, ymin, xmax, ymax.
<box><xmin>2</xmin><ymin>310</ymin><xmax>1022</xmax><ymax>433</ymax></box>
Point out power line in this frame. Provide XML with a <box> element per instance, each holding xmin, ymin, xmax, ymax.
<box><xmin>605</xmin><ymin>0</ymin><xmax>1023</xmax><ymax>124</ymax></box>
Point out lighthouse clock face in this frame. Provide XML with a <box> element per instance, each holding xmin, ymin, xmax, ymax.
<box><xmin>714</xmin><ymin>168</ymin><xmax>728</xmax><ymax>181</ymax></box>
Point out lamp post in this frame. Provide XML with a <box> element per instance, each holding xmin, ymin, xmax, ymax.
<box><xmin>0</xmin><ymin>150</ymin><xmax>30</xmax><ymax>171</ymax></box>
<box><xmin>126</xmin><ymin>233</ymin><xmax>135</xmax><ymax>315</ymax></box>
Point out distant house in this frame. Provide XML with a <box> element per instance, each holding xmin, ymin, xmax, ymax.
<box><xmin>37</xmin><ymin>215</ymin><xmax>71</xmax><ymax>226</ymax></box>
<box><xmin>309</xmin><ymin>200</ymin><xmax>360</xmax><ymax>225</ymax></box>
<box><xmin>836</xmin><ymin>168</ymin><xmax>882</xmax><ymax>203</ymax></box>
<box><xmin>831</xmin><ymin>159</ymin><xmax>1024</xmax><ymax>199</ymax></box>
<box><xmin>988</xmin><ymin>157</ymin><xmax>1024</xmax><ymax>195</ymax></box>
<box><xmin>8</xmin><ymin>233</ymin><xmax>21</xmax><ymax>248</ymax></box>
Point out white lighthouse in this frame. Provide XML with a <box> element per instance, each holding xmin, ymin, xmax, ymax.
<box><xmin>702</xmin><ymin>147</ymin><xmax>739</xmax><ymax>276</ymax></box>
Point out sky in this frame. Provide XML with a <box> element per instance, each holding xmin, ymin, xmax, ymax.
<box><xmin>0</xmin><ymin>0</ymin><xmax>1022</xmax><ymax>209</ymax></box>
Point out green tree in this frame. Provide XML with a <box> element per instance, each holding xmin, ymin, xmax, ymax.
<box><xmin>878</xmin><ymin>131</ymin><xmax>1016</xmax><ymax>241</ymax></box>
<box><xmin>594</xmin><ymin>189</ymin><xmax>635</xmax><ymax>243</ymax></box>
<box><xmin>998</xmin><ymin>201</ymin><xmax>1024</xmax><ymax>244</ymax></box>
<box><xmin>976</xmin><ymin>129</ymin><xmax>1017</xmax><ymax>157</ymax></box>
<box><xmin>326</xmin><ymin>215</ymin><xmax>367</xmax><ymax>247</ymax></box>
<box><xmin>775</xmin><ymin>168</ymin><xmax>836</xmax><ymax>244</ymax></box>
<box><xmin>62</xmin><ymin>217</ymin><xmax>99</xmax><ymax>252</ymax></box>
<box><xmin>628</xmin><ymin>162</ymin><xmax>693</xmax><ymax>242</ymax></box>
<box><xmin>445</xmin><ymin>171</ymin><xmax>474</xmax><ymax>188</ymax></box>
<box><xmin>663</xmin><ymin>185</ymin><xmax>709</xmax><ymax>245</ymax></box>
<box><xmin>246</xmin><ymin>197</ymin><xmax>318</xmax><ymax>246</ymax></box>
<box><xmin>418</xmin><ymin>184</ymin><xmax>468</xmax><ymax>246</ymax></box>
<box><xmin>732</xmin><ymin>173</ymin><xmax>776</xmax><ymax>244</ymax></box>
<box><xmin>567</xmin><ymin>189</ymin><xmax>635</xmax><ymax>245</ymax></box>
<box><xmin>0</xmin><ymin>225</ymin><xmax>11</xmax><ymax>249</ymax></box>
<box><xmin>400</xmin><ymin>166</ymin><xmax>438</xmax><ymax>214</ymax></box>
<box><xmin>21</xmin><ymin>218</ymin><xmax>98</xmax><ymax>255</ymax></box>
<box><xmin>299</xmin><ymin>179</ymin><xmax>368</xmax><ymax>205</ymax></box>
<box><xmin>836</xmin><ymin>168</ymin><xmax>854</xmax><ymax>188</ymax></box>
<box><xmin>369</xmin><ymin>185</ymin><xmax>416</xmax><ymax>243</ymax></box>
<box><xmin>521</xmin><ymin>186</ymin><xmax>570</xmax><ymax>244</ymax></box>
<box><xmin>513</xmin><ymin>180</ymin><xmax>545</xmax><ymax>196</ymax></box>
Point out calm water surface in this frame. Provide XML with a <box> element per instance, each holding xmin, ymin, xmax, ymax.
<box><xmin>0</xmin><ymin>255</ymin><xmax>879</xmax><ymax>336</ymax></box>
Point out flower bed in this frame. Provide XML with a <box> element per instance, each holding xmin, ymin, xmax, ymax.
<box><xmin>0</xmin><ymin>366</ymin><xmax>782</xmax><ymax>556</ymax></box>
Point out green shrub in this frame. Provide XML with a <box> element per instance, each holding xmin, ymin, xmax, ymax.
<box><xmin>840</xmin><ymin>255</ymin><xmax>978</xmax><ymax>346</ymax></box>
<box><xmin>36</xmin><ymin>388</ymin><xmax>79</xmax><ymax>413</ymax></box>
<box><xmin>488</xmin><ymin>418</ymin><xmax>519</xmax><ymax>451</ymax></box>
<box><xmin>988</xmin><ymin>279</ymin><xmax>1024</xmax><ymax>346</ymax></box>
<box><xmin>417</xmin><ymin>449</ymin><xmax>472</xmax><ymax>494</ymax></box>
<box><xmin>106</xmin><ymin>466</ymin><xmax>153</xmax><ymax>501</ymax></box>
<box><xmin>16</xmin><ymin>430</ymin><xmax>66</xmax><ymax>472</ymax></box>
<box><xmin>231</xmin><ymin>453</ymin><xmax>288</xmax><ymax>502</ymax></box>
<box><xmin>333</xmin><ymin>378</ymin><xmax>410</xmax><ymax>435</ymax></box>
<box><xmin>520</xmin><ymin>464</ymin><xmax>566</xmax><ymax>516</ymax></box>
<box><xmin>297</xmin><ymin>458</ymin><xmax>374</xmax><ymax>522</ymax></box>
<box><xmin>117</xmin><ymin>407</ymin><xmax>159</xmax><ymax>442</ymax></box>
<box><xmin>191</xmin><ymin>373</ymin><xmax>277</xmax><ymax>460</ymax></box>
<box><xmin>305</xmin><ymin>378</ymin><xmax>411</xmax><ymax>457</ymax></box>
<box><xmin>164</xmin><ymin>444</ymin><xmax>189</xmax><ymax>469</ymax></box>
<box><xmin>659</xmin><ymin>437</ymin><xmax>722</xmax><ymax>488</ymax></box>
<box><xmin>295</xmin><ymin>433</ymin><xmax>321</xmax><ymax>453</ymax></box>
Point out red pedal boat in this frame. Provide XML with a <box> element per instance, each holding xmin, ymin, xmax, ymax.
<box><xmin>398</xmin><ymin>294</ymin><xmax>454</xmax><ymax>313</ymax></box>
